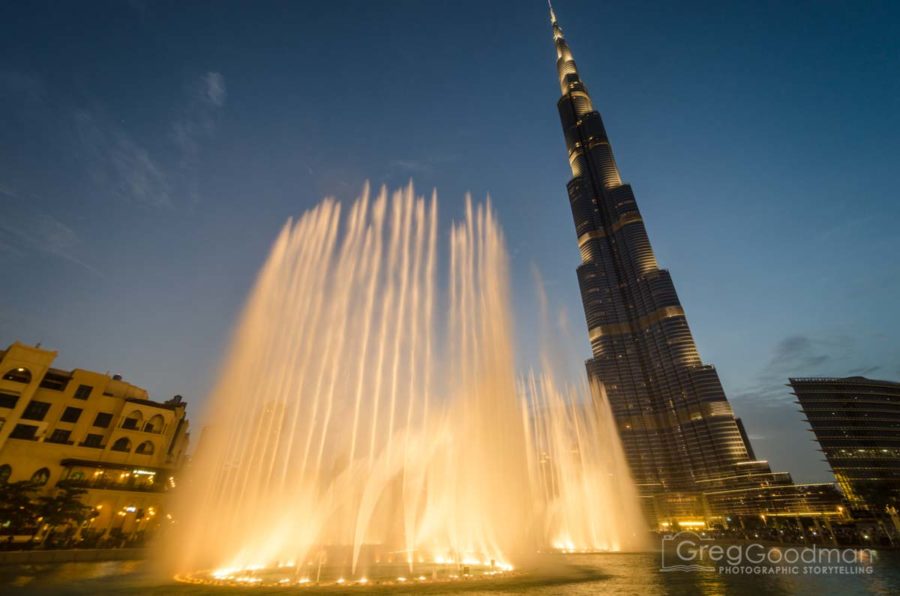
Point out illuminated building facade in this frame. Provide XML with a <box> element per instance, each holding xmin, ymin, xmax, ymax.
<box><xmin>545</xmin><ymin>6</ymin><xmax>840</xmax><ymax>524</ymax></box>
<box><xmin>0</xmin><ymin>341</ymin><xmax>189</xmax><ymax>541</ymax></box>
<box><xmin>791</xmin><ymin>377</ymin><xmax>900</xmax><ymax>513</ymax></box>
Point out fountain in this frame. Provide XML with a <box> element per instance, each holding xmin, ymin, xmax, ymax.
<box><xmin>167</xmin><ymin>183</ymin><xmax>646</xmax><ymax>587</ymax></box>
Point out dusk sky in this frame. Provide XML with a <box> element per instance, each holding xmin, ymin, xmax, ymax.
<box><xmin>2</xmin><ymin>0</ymin><xmax>898</xmax><ymax>483</ymax></box>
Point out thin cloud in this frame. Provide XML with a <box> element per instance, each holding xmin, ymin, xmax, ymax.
<box><xmin>0</xmin><ymin>70</ymin><xmax>44</xmax><ymax>104</ymax></box>
<box><xmin>848</xmin><ymin>365</ymin><xmax>881</xmax><ymax>376</ymax></box>
<box><xmin>171</xmin><ymin>72</ymin><xmax>227</xmax><ymax>167</ymax></box>
<box><xmin>72</xmin><ymin>71</ymin><xmax>226</xmax><ymax>209</ymax></box>
<box><xmin>75</xmin><ymin>109</ymin><xmax>172</xmax><ymax>207</ymax></box>
<box><xmin>0</xmin><ymin>188</ymin><xmax>104</xmax><ymax>277</ymax></box>
<box><xmin>734</xmin><ymin>333</ymin><xmax>885</xmax><ymax>406</ymax></box>
<box><xmin>205</xmin><ymin>72</ymin><xmax>227</xmax><ymax>107</ymax></box>
<box><xmin>389</xmin><ymin>154</ymin><xmax>458</xmax><ymax>177</ymax></box>
<box><xmin>390</xmin><ymin>159</ymin><xmax>435</xmax><ymax>174</ymax></box>
<box><xmin>770</xmin><ymin>335</ymin><xmax>830</xmax><ymax>370</ymax></box>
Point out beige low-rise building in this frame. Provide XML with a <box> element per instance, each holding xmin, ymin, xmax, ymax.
<box><xmin>0</xmin><ymin>341</ymin><xmax>189</xmax><ymax>541</ymax></box>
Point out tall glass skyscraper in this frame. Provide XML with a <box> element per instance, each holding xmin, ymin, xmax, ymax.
<box><xmin>791</xmin><ymin>377</ymin><xmax>900</xmax><ymax>513</ymax></box>
<box><xmin>547</xmin><ymin>5</ymin><xmax>788</xmax><ymax>522</ymax></box>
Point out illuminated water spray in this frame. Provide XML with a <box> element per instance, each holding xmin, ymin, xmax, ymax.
<box><xmin>169</xmin><ymin>183</ymin><xmax>645</xmax><ymax>587</ymax></box>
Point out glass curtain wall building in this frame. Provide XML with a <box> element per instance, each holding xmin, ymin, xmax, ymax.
<box><xmin>791</xmin><ymin>377</ymin><xmax>900</xmax><ymax>514</ymax></box>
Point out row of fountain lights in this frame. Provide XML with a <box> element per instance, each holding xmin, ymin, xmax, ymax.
<box><xmin>177</xmin><ymin>556</ymin><xmax>516</xmax><ymax>588</ymax></box>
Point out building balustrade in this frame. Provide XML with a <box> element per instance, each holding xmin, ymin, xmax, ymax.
<box><xmin>60</xmin><ymin>477</ymin><xmax>168</xmax><ymax>493</ymax></box>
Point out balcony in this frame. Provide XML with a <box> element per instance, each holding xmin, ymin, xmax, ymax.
<box><xmin>59</xmin><ymin>458</ymin><xmax>174</xmax><ymax>494</ymax></box>
<box><xmin>60</xmin><ymin>478</ymin><xmax>168</xmax><ymax>493</ymax></box>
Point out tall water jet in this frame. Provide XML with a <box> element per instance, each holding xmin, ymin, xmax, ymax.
<box><xmin>522</xmin><ymin>269</ymin><xmax>647</xmax><ymax>553</ymax></box>
<box><xmin>168</xmin><ymin>183</ymin><xmax>645</xmax><ymax>586</ymax></box>
<box><xmin>522</xmin><ymin>375</ymin><xmax>646</xmax><ymax>552</ymax></box>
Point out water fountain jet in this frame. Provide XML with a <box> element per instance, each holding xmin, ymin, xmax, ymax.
<box><xmin>167</xmin><ymin>183</ymin><xmax>646</xmax><ymax>587</ymax></box>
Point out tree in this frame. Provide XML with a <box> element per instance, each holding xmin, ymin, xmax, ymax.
<box><xmin>0</xmin><ymin>481</ymin><xmax>39</xmax><ymax>536</ymax></box>
<box><xmin>34</xmin><ymin>485</ymin><xmax>93</xmax><ymax>545</ymax></box>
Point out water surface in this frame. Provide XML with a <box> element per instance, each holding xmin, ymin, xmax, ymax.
<box><xmin>2</xmin><ymin>552</ymin><xmax>898</xmax><ymax>595</ymax></box>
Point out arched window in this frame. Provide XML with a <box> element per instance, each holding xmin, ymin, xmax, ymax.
<box><xmin>144</xmin><ymin>414</ymin><xmax>165</xmax><ymax>434</ymax></box>
<box><xmin>122</xmin><ymin>410</ymin><xmax>143</xmax><ymax>430</ymax></box>
<box><xmin>0</xmin><ymin>464</ymin><xmax>11</xmax><ymax>484</ymax></box>
<box><xmin>111</xmin><ymin>437</ymin><xmax>131</xmax><ymax>452</ymax></box>
<box><xmin>2</xmin><ymin>367</ymin><xmax>32</xmax><ymax>383</ymax></box>
<box><xmin>30</xmin><ymin>467</ymin><xmax>50</xmax><ymax>486</ymax></box>
<box><xmin>136</xmin><ymin>441</ymin><xmax>155</xmax><ymax>455</ymax></box>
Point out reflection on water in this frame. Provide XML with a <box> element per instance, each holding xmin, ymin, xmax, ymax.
<box><xmin>2</xmin><ymin>552</ymin><xmax>899</xmax><ymax>595</ymax></box>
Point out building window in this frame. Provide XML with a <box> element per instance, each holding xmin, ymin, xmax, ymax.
<box><xmin>47</xmin><ymin>429</ymin><xmax>72</xmax><ymax>444</ymax></box>
<box><xmin>73</xmin><ymin>384</ymin><xmax>93</xmax><ymax>400</ymax></box>
<box><xmin>93</xmin><ymin>412</ymin><xmax>113</xmax><ymax>428</ymax></box>
<box><xmin>111</xmin><ymin>437</ymin><xmax>131</xmax><ymax>452</ymax></box>
<box><xmin>136</xmin><ymin>441</ymin><xmax>155</xmax><ymax>455</ymax></box>
<box><xmin>30</xmin><ymin>468</ymin><xmax>50</xmax><ymax>486</ymax></box>
<box><xmin>2</xmin><ymin>367</ymin><xmax>32</xmax><ymax>383</ymax></box>
<box><xmin>122</xmin><ymin>410</ymin><xmax>142</xmax><ymax>430</ymax></box>
<box><xmin>144</xmin><ymin>414</ymin><xmax>165</xmax><ymax>434</ymax></box>
<box><xmin>0</xmin><ymin>392</ymin><xmax>18</xmax><ymax>409</ymax></box>
<box><xmin>60</xmin><ymin>406</ymin><xmax>82</xmax><ymax>423</ymax></box>
<box><xmin>21</xmin><ymin>400</ymin><xmax>51</xmax><ymax>421</ymax></box>
<box><xmin>9</xmin><ymin>424</ymin><xmax>38</xmax><ymax>440</ymax></box>
<box><xmin>39</xmin><ymin>372</ymin><xmax>70</xmax><ymax>391</ymax></box>
<box><xmin>82</xmin><ymin>433</ymin><xmax>103</xmax><ymax>448</ymax></box>
<box><xmin>0</xmin><ymin>464</ymin><xmax>10</xmax><ymax>484</ymax></box>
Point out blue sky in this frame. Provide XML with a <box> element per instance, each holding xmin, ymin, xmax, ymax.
<box><xmin>1</xmin><ymin>0</ymin><xmax>898</xmax><ymax>482</ymax></box>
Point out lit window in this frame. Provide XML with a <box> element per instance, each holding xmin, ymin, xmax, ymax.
<box><xmin>2</xmin><ymin>368</ymin><xmax>31</xmax><ymax>383</ymax></box>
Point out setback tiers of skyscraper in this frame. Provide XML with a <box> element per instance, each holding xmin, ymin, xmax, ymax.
<box><xmin>547</xmin><ymin>4</ymin><xmax>842</xmax><ymax>526</ymax></box>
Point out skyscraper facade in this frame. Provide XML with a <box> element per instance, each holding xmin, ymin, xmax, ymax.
<box><xmin>547</xmin><ymin>5</ymin><xmax>790</xmax><ymax>522</ymax></box>
<box><xmin>791</xmin><ymin>377</ymin><xmax>900</xmax><ymax>513</ymax></box>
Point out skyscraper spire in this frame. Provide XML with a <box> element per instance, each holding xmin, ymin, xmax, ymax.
<box><xmin>548</xmin><ymin>2</ymin><xmax>588</xmax><ymax>101</ymax></box>
<box><xmin>549</xmin><ymin>4</ymin><xmax>619</xmax><ymax>187</ymax></box>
